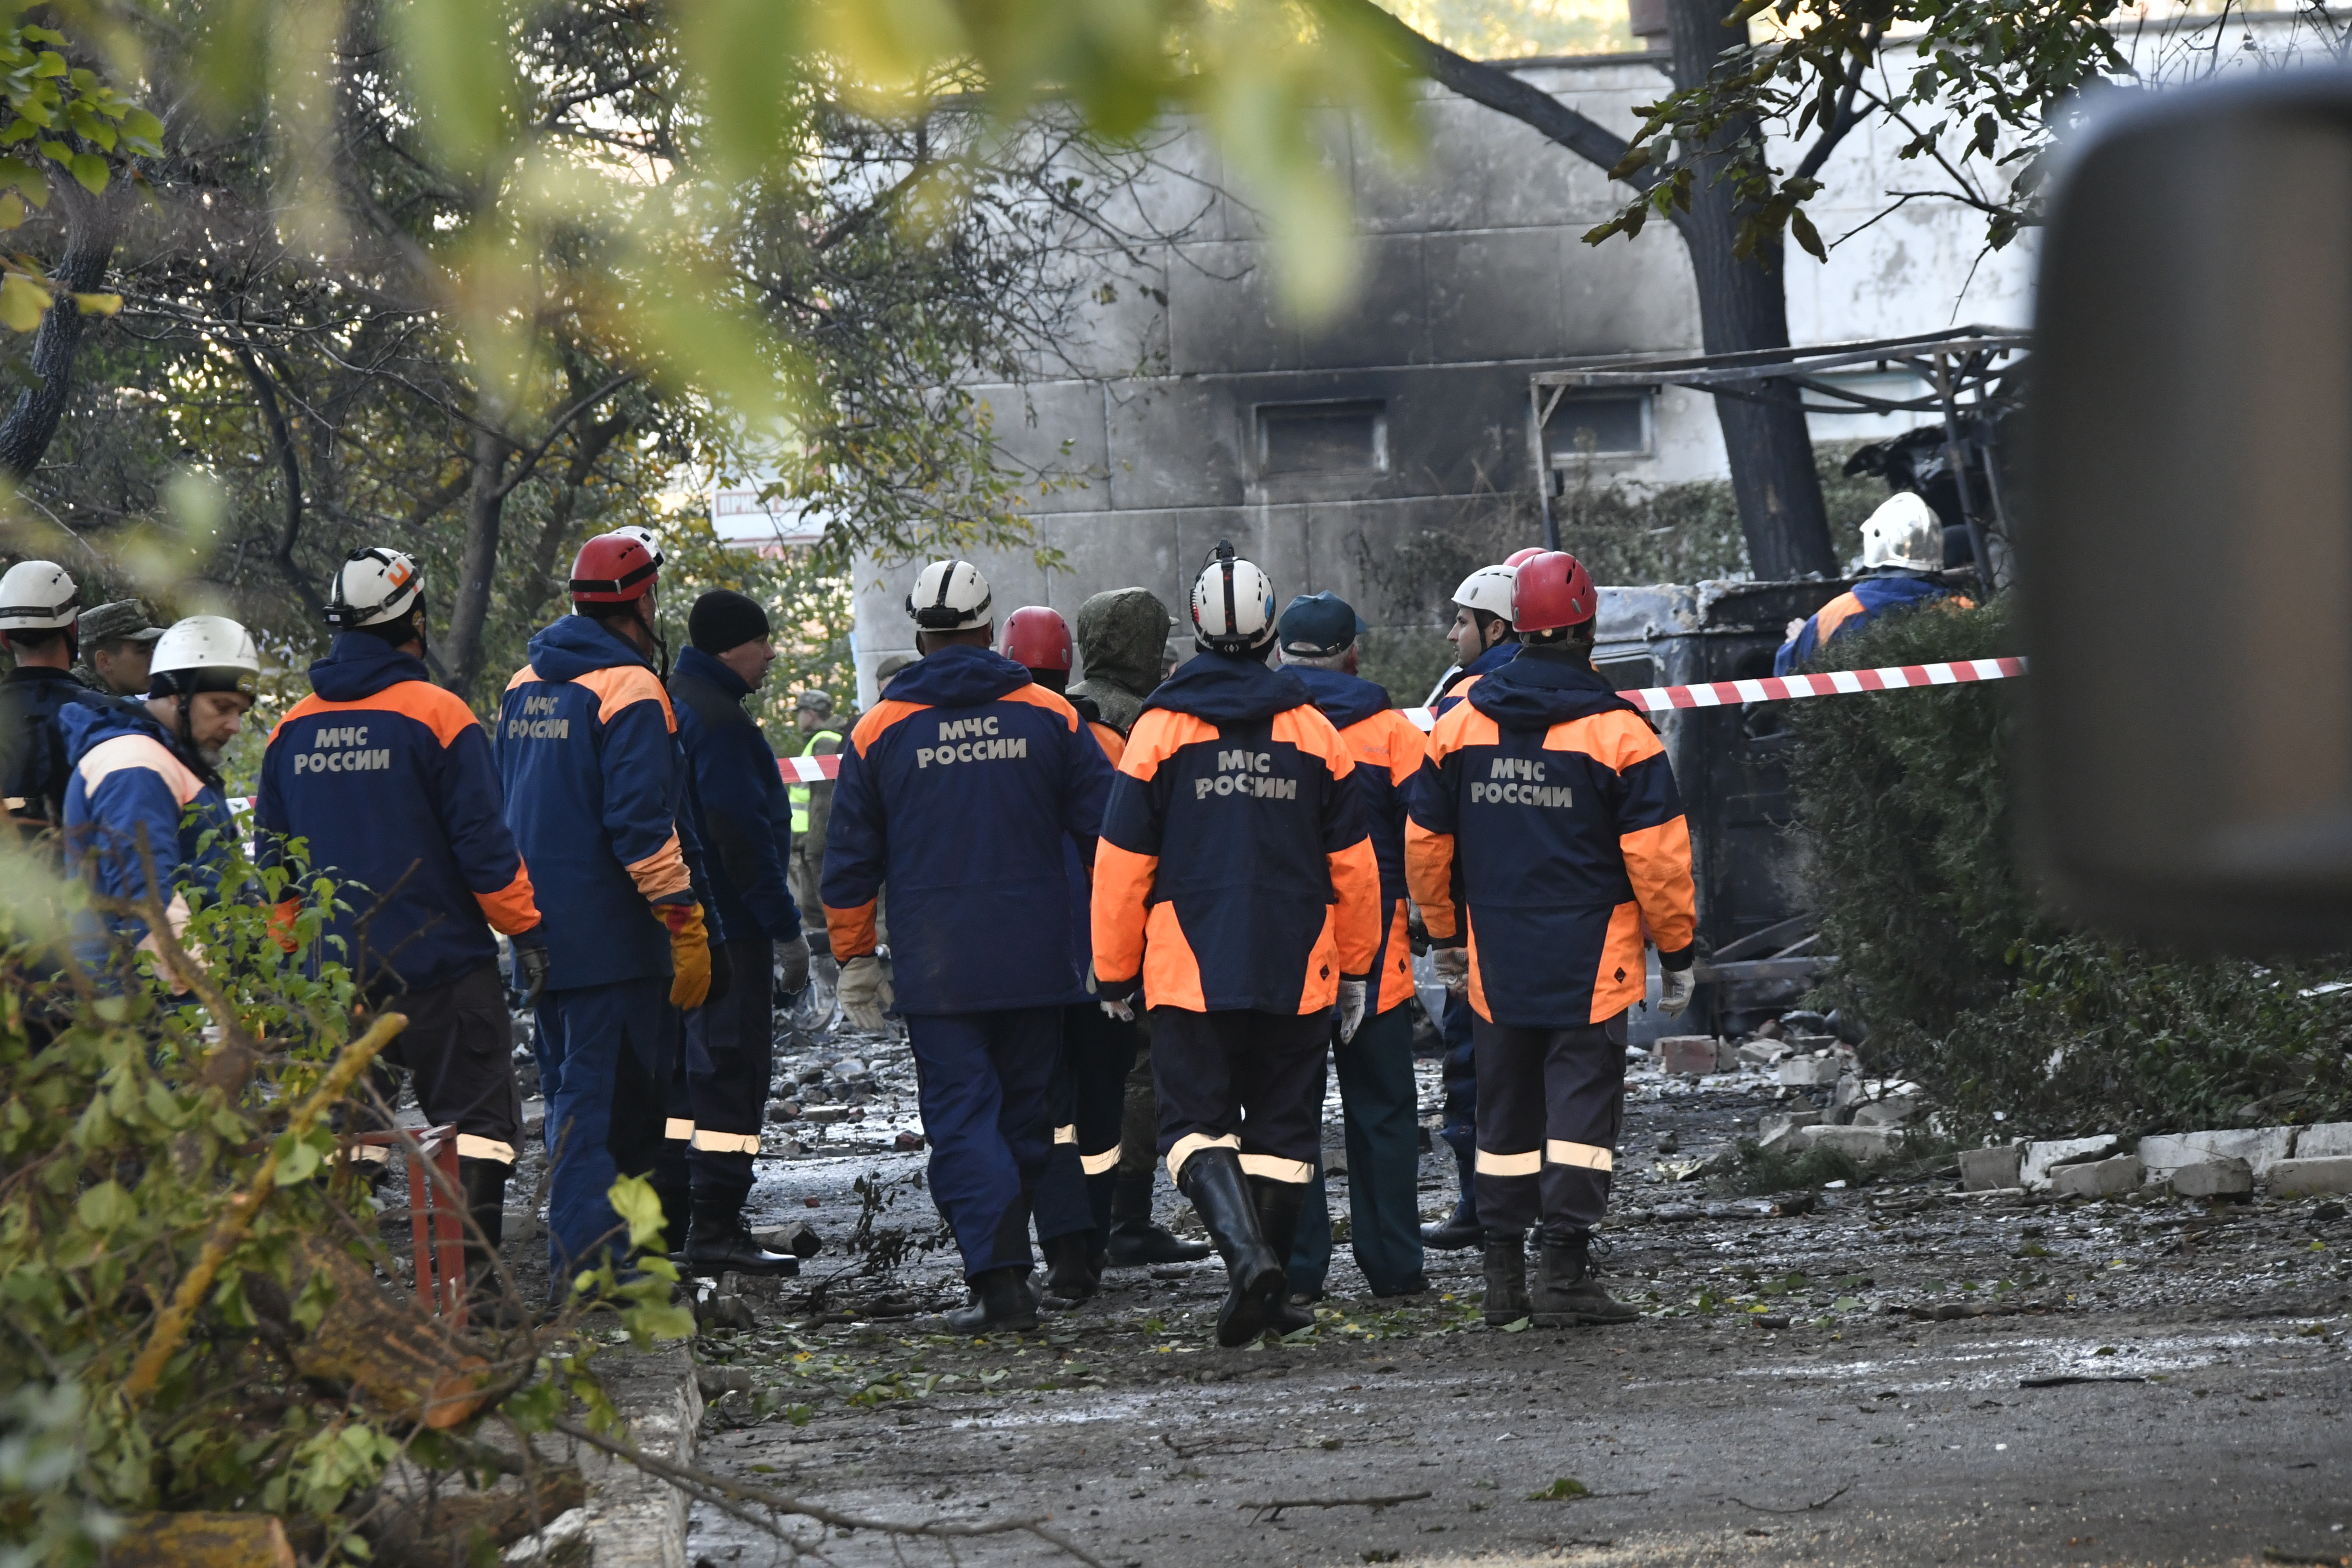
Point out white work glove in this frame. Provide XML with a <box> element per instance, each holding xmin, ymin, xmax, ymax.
<box><xmin>1335</xmin><ymin>979</ymin><xmax>1367</xmax><ymax>1044</ymax></box>
<box><xmin>1658</xmin><ymin>964</ymin><xmax>1696</xmax><ymax>1018</ymax></box>
<box><xmin>838</xmin><ymin>953</ymin><xmax>893</xmax><ymax>1032</ymax></box>
<box><xmin>1432</xmin><ymin>946</ymin><xmax>1469</xmax><ymax>993</ymax></box>
<box><xmin>1100</xmin><ymin>996</ymin><xmax>1135</xmax><ymax>1024</ymax></box>
<box><xmin>773</xmin><ymin>935</ymin><xmax>811</xmax><ymax>995</ymax></box>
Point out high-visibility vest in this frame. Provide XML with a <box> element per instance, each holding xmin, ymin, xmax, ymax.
<box><xmin>787</xmin><ymin>729</ymin><xmax>842</xmax><ymax>834</ymax></box>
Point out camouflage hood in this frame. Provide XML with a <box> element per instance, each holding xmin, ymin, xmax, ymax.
<box><xmin>1067</xmin><ymin>586</ymin><xmax>1170</xmax><ymax>733</ymax></box>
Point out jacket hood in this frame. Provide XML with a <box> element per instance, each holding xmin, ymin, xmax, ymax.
<box><xmin>310</xmin><ymin>633</ymin><xmax>431</xmax><ymax>703</ymax></box>
<box><xmin>673</xmin><ymin>643</ymin><xmax>750</xmax><ymax>700</ymax></box>
<box><xmin>1435</xmin><ymin>639</ymin><xmax>1518</xmax><ymax>702</ymax></box>
<box><xmin>1143</xmin><ymin>651</ymin><xmax>1313</xmax><ymax>725</ymax></box>
<box><xmin>1286</xmin><ymin>664</ymin><xmax>1393</xmax><ymax>730</ymax></box>
<box><xmin>526</xmin><ymin>614</ymin><xmax>653</xmax><ymax>685</ymax></box>
<box><xmin>886</xmin><ymin>642</ymin><xmax>1032</xmax><ymax>708</ymax></box>
<box><xmin>1069</xmin><ymin>587</ymin><xmax>1170</xmax><ymax>729</ymax></box>
<box><xmin>60</xmin><ymin>694</ymin><xmax>175</xmax><ymax>765</ymax></box>
<box><xmin>1466</xmin><ymin>651</ymin><xmax>1639</xmax><ymax>730</ymax></box>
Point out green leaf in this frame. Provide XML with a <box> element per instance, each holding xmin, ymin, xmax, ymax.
<box><xmin>273</xmin><ymin>1129</ymin><xmax>324</xmax><ymax>1186</ymax></box>
<box><xmin>1527</xmin><ymin>1477</ymin><xmax>1590</xmax><ymax>1501</ymax></box>
<box><xmin>75</xmin><ymin>1178</ymin><xmax>136</xmax><ymax>1231</ymax></box>
<box><xmin>607</xmin><ymin>1171</ymin><xmax>668</xmax><ymax>1251</ymax></box>
<box><xmin>387</xmin><ymin>0</ymin><xmax>522</xmax><ymax>177</ymax></box>
<box><xmin>68</xmin><ymin>151</ymin><xmax>106</xmax><ymax>196</ymax></box>
<box><xmin>0</xmin><ymin>271</ymin><xmax>50</xmax><ymax>332</ymax></box>
<box><xmin>1790</xmin><ymin>207</ymin><xmax>1827</xmax><ymax>263</ymax></box>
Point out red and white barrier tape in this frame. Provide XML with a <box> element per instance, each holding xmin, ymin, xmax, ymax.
<box><xmin>780</xmin><ymin>753</ymin><xmax>841</xmax><ymax>781</ymax></box>
<box><xmin>1401</xmin><ymin>656</ymin><xmax>2027</xmax><ymax>732</ymax></box>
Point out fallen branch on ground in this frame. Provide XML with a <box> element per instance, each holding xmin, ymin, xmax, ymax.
<box><xmin>1239</xmin><ymin>1491</ymin><xmax>1432</xmax><ymax>1522</ymax></box>
<box><xmin>1729</xmin><ymin>1483</ymin><xmax>1851</xmax><ymax>1515</ymax></box>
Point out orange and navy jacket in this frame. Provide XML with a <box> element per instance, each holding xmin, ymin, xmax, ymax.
<box><xmin>1092</xmin><ymin>653</ymin><xmax>1381</xmax><ymax>1015</ymax></box>
<box><xmin>822</xmin><ymin>644</ymin><xmax>1116</xmax><ymax>1014</ymax></box>
<box><xmin>1059</xmin><ymin>690</ymin><xmax>1127</xmax><ymax>1001</ymax></box>
<box><xmin>259</xmin><ymin>634</ymin><xmax>540</xmax><ymax>994</ymax></box>
<box><xmin>1405</xmin><ymin>649</ymin><xmax>1696</xmax><ymax>1028</ymax></box>
<box><xmin>496</xmin><ymin>616</ymin><xmax>694</xmax><ymax>992</ymax></box>
<box><xmin>1774</xmin><ymin>572</ymin><xmax>1975</xmax><ymax>675</ymax></box>
<box><xmin>1431</xmin><ymin>640</ymin><xmax>1517</xmax><ymax>720</ymax></box>
<box><xmin>1289</xmin><ymin>664</ymin><xmax>1426</xmax><ymax>1014</ymax></box>
<box><xmin>60</xmin><ymin>699</ymin><xmax>236</xmax><ymax>971</ymax></box>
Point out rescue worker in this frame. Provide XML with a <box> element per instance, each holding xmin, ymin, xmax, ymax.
<box><xmin>786</xmin><ymin>689</ymin><xmax>841</xmax><ymax>934</ymax></box>
<box><xmin>822</xmin><ymin>560</ymin><xmax>1116</xmax><ymax>1331</ymax></box>
<box><xmin>1775</xmin><ymin>493</ymin><xmax>1976</xmax><ymax>675</ymax></box>
<box><xmin>1092</xmin><ymin>544</ymin><xmax>1381</xmax><ymax>1346</ymax></box>
<box><xmin>665</xmin><ymin>589</ymin><xmax>809</xmax><ymax>1277</ymax></box>
<box><xmin>497</xmin><ymin>532</ymin><xmax>714</xmax><ymax>1297</ymax></box>
<box><xmin>1272</xmin><ymin>591</ymin><xmax>1429</xmax><ymax>1300</ymax></box>
<box><xmin>1066</xmin><ymin>587</ymin><xmax>1209</xmax><ymax>1268</ymax></box>
<box><xmin>71</xmin><ymin>599</ymin><xmax>164</xmax><ymax>697</ymax></box>
<box><xmin>0</xmin><ymin>560</ymin><xmax>106</xmax><ymax>833</ymax></box>
<box><xmin>1406</xmin><ymin>551</ymin><xmax>1696</xmax><ymax>1328</ymax></box>
<box><xmin>1423</xmin><ymin>557</ymin><xmax>1525</xmax><ymax>1252</ymax></box>
<box><xmin>1002</xmin><ymin>604</ymin><xmax>1126</xmax><ymax>1303</ymax></box>
<box><xmin>60</xmin><ymin>615</ymin><xmax>256</xmax><ymax>983</ymax></box>
<box><xmin>255</xmin><ymin>548</ymin><xmax>550</xmax><ymax>1312</ymax></box>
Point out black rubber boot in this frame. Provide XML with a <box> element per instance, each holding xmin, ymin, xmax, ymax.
<box><xmin>1106</xmin><ymin>1166</ymin><xmax>1213</xmax><ymax>1265</ymax></box>
<box><xmin>1531</xmin><ymin>1231</ymin><xmax>1637</xmax><ymax>1326</ymax></box>
<box><xmin>1040</xmin><ymin>1231</ymin><xmax>1100</xmax><ymax>1306</ymax></box>
<box><xmin>1179</xmin><ymin>1149</ymin><xmax>1285</xmax><ymax>1347</ymax></box>
<box><xmin>457</xmin><ymin>1157</ymin><xmax>526</xmax><ymax>1329</ymax></box>
<box><xmin>1482</xmin><ymin>1230</ymin><xmax>1532</xmax><ymax>1326</ymax></box>
<box><xmin>686</xmin><ymin>1193</ymin><xmax>801</xmax><ymax>1278</ymax></box>
<box><xmin>1248</xmin><ymin>1176</ymin><xmax>1317</xmax><ymax>1335</ymax></box>
<box><xmin>652</xmin><ymin>1177</ymin><xmax>693</xmax><ymax>1263</ymax></box>
<box><xmin>1422</xmin><ymin>1197</ymin><xmax>1483</xmax><ymax>1252</ymax></box>
<box><xmin>944</xmin><ymin>1267</ymin><xmax>1040</xmax><ymax>1334</ymax></box>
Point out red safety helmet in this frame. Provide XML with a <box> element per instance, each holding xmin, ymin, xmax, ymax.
<box><xmin>1001</xmin><ymin>605</ymin><xmax>1073</xmax><ymax>672</ymax></box>
<box><xmin>1511</xmin><ymin>550</ymin><xmax>1598</xmax><ymax>632</ymax></box>
<box><xmin>569</xmin><ymin>532</ymin><xmax>659</xmax><ymax>605</ymax></box>
<box><xmin>1503</xmin><ymin>547</ymin><xmax>1545</xmax><ymax>568</ymax></box>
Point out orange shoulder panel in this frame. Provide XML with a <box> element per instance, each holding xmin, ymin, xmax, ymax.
<box><xmin>1810</xmin><ymin>591</ymin><xmax>1866</xmax><ymax>645</ymax></box>
<box><xmin>1426</xmin><ymin>700</ymin><xmax>1497</xmax><ymax>765</ymax></box>
<box><xmin>1269</xmin><ymin>704</ymin><xmax>1352</xmax><ymax>779</ymax></box>
<box><xmin>1378</xmin><ymin>709</ymin><xmax>1428</xmax><ymax>785</ymax></box>
<box><xmin>1000</xmin><ymin>683</ymin><xmax>1081</xmax><ymax>731</ymax></box>
<box><xmin>272</xmin><ymin>680</ymin><xmax>480</xmax><ymax>749</ymax></box>
<box><xmin>849</xmin><ymin>698</ymin><xmax>928</xmax><ymax>757</ymax></box>
<box><xmin>1088</xmin><ymin>721</ymin><xmax>1126</xmax><ymax>769</ymax></box>
<box><xmin>1548</xmin><ymin>709</ymin><xmax>1664</xmax><ymax>774</ymax></box>
<box><xmin>504</xmin><ymin>664</ymin><xmax>541</xmax><ymax>694</ymax></box>
<box><xmin>572</xmin><ymin>664</ymin><xmax>676</xmax><ymax>730</ymax></box>
<box><xmin>1118</xmin><ymin>710</ymin><xmax>1214</xmax><ymax>784</ymax></box>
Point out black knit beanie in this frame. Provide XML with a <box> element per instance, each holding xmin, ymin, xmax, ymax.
<box><xmin>689</xmin><ymin>589</ymin><xmax>771</xmax><ymax>653</ymax></box>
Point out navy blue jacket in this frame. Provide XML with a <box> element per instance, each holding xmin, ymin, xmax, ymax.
<box><xmin>496</xmin><ymin>616</ymin><xmax>695</xmax><ymax>992</ymax></box>
<box><xmin>1433</xmin><ymin>640</ymin><xmax>1518</xmax><ymax>719</ymax></box>
<box><xmin>60</xmin><ymin>699</ymin><xmax>238</xmax><ymax>968</ymax></box>
<box><xmin>669</xmin><ymin>645</ymin><xmax>801</xmax><ymax>947</ymax></box>
<box><xmin>257</xmin><ymin>634</ymin><xmax>541</xmax><ymax>994</ymax></box>
<box><xmin>1775</xmin><ymin>572</ymin><xmax>1971</xmax><ymax>675</ymax></box>
<box><xmin>2</xmin><ymin>665</ymin><xmax>118</xmax><ymax>825</ymax></box>
<box><xmin>822</xmin><ymin>643</ymin><xmax>1115</xmax><ymax>1013</ymax></box>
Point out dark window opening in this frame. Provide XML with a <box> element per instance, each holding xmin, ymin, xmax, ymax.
<box><xmin>1547</xmin><ymin>393</ymin><xmax>1649</xmax><ymax>461</ymax></box>
<box><xmin>1258</xmin><ymin>401</ymin><xmax>1387</xmax><ymax>476</ymax></box>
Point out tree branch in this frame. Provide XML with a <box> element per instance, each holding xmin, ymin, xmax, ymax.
<box><xmin>234</xmin><ymin>346</ymin><xmax>324</xmax><ymax>616</ymax></box>
<box><xmin>1792</xmin><ymin>35</ymin><xmax>1876</xmax><ymax>184</ymax></box>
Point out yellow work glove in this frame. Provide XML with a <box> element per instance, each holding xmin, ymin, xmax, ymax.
<box><xmin>838</xmin><ymin>953</ymin><xmax>893</xmax><ymax>1032</ymax></box>
<box><xmin>661</xmin><ymin>902</ymin><xmax>712</xmax><ymax>1010</ymax></box>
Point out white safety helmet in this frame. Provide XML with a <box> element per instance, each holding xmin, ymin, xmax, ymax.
<box><xmin>0</xmin><ymin>559</ymin><xmax>78</xmax><ymax>631</ymax></box>
<box><xmin>1190</xmin><ymin>540</ymin><xmax>1278</xmax><ymax>654</ymax></box>
<box><xmin>905</xmin><ymin>558</ymin><xmax>993</xmax><ymax>633</ymax></box>
<box><xmin>149</xmin><ymin>615</ymin><xmax>261</xmax><ymax>700</ymax></box>
<box><xmin>1451</xmin><ymin>563</ymin><xmax>1517</xmax><ymax>625</ymax></box>
<box><xmin>612</xmin><ymin>525</ymin><xmax>664</xmax><ymax>568</ymax></box>
<box><xmin>1860</xmin><ymin>492</ymin><xmax>1945</xmax><ymax>572</ymax></box>
<box><xmin>322</xmin><ymin>546</ymin><xmax>423</xmax><ymax>629</ymax></box>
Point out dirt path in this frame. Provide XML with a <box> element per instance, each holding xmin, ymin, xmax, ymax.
<box><xmin>670</xmin><ymin>1037</ymin><xmax>2352</xmax><ymax>1568</ymax></box>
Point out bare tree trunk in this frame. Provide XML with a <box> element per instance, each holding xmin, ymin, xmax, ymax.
<box><xmin>1666</xmin><ymin>0</ymin><xmax>1835</xmax><ymax>580</ymax></box>
<box><xmin>442</xmin><ymin>423</ymin><xmax>511</xmax><ymax>702</ymax></box>
<box><xmin>514</xmin><ymin>412</ymin><xmax>629</xmax><ymax>633</ymax></box>
<box><xmin>0</xmin><ymin>185</ymin><xmax>120</xmax><ymax>481</ymax></box>
<box><xmin>237</xmin><ymin>348</ymin><xmax>327</xmax><ymax>615</ymax></box>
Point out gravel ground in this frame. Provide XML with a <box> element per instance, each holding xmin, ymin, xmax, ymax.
<box><xmin>659</xmin><ymin>1021</ymin><xmax>2352</xmax><ymax>1568</ymax></box>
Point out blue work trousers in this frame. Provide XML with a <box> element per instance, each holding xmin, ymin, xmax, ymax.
<box><xmin>1440</xmin><ymin>989</ymin><xmax>1479</xmax><ymax>1213</ymax></box>
<box><xmin>1035</xmin><ymin>1000</ymin><xmax>1138</xmax><ymax>1248</ymax></box>
<box><xmin>1288</xmin><ymin>1004</ymin><xmax>1428</xmax><ymax>1296</ymax></box>
<box><xmin>906</xmin><ymin>1007</ymin><xmax>1060</xmax><ymax>1279</ymax></box>
<box><xmin>535</xmin><ymin>977</ymin><xmax>675</xmax><ymax>1293</ymax></box>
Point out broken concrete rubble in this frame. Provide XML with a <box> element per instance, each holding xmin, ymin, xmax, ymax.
<box><xmin>1656</xmin><ymin>1035</ymin><xmax>1724</xmax><ymax>1076</ymax></box>
<box><xmin>2046</xmin><ymin>1153</ymin><xmax>2138</xmax><ymax>1199</ymax></box>
<box><xmin>2295</xmin><ymin>1123</ymin><xmax>2352</xmax><ymax>1159</ymax></box>
<box><xmin>2267</xmin><ymin>1155</ymin><xmax>2352</xmax><ymax>1196</ymax></box>
<box><xmin>1958</xmin><ymin>1143</ymin><xmax>2023</xmax><ymax>1191</ymax></box>
<box><xmin>1852</xmin><ymin>1095</ymin><xmax>1921</xmax><ymax>1127</ymax></box>
<box><xmin>2138</xmin><ymin>1127</ymin><xmax>2297</xmax><ymax>1182</ymax></box>
<box><xmin>1757</xmin><ymin>1110</ymin><xmax>1822</xmax><ymax>1153</ymax></box>
<box><xmin>2167</xmin><ymin>1157</ymin><xmax>2254</xmax><ymax>1199</ymax></box>
<box><xmin>1791</xmin><ymin>1124</ymin><xmax>1906</xmax><ymax>1162</ymax></box>
<box><xmin>1779</xmin><ymin>1055</ymin><xmax>1843</xmax><ymax>1088</ymax></box>
<box><xmin>2020</xmin><ymin>1135</ymin><xmax>2119</xmax><ymax>1191</ymax></box>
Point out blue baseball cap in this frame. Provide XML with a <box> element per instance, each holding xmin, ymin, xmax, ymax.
<box><xmin>1277</xmin><ymin>592</ymin><xmax>1367</xmax><ymax>657</ymax></box>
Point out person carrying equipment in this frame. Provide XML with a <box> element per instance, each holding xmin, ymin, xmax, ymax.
<box><xmin>71</xmin><ymin>599</ymin><xmax>164</xmax><ymax>697</ymax></box>
<box><xmin>786</xmin><ymin>689</ymin><xmax>842</xmax><ymax>936</ymax></box>
<box><xmin>1092</xmin><ymin>543</ymin><xmax>1381</xmax><ymax>1347</ymax></box>
<box><xmin>1066</xmin><ymin>587</ymin><xmax>1211</xmax><ymax>1269</ymax></box>
<box><xmin>1775</xmin><ymin>493</ymin><xmax>1976</xmax><ymax>675</ymax></box>
<box><xmin>1407</xmin><ymin>550</ymin><xmax>1696</xmax><ymax>1329</ymax></box>
<box><xmin>1424</xmin><ymin>557</ymin><xmax>1526</xmax><ymax>1253</ymax></box>
<box><xmin>497</xmin><ymin>532</ymin><xmax>713</xmax><ymax>1297</ymax></box>
<box><xmin>1001</xmin><ymin>603</ymin><xmax>1127</xmax><ymax>1304</ymax></box>
<box><xmin>0</xmin><ymin>560</ymin><xmax>111</xmax><ymax>834</ymax></box>
<box><xmin>256</xmin><ymin>548</ymin><xmax>549</xmax><ymax>1312</ymax></box>
<box><xmin>664</xmin><ymin>589</ymin><xmax>809</xmax><ymax>1278</ymax></box>
<box><xmin>1272</xmin><ymin>591</ymin><xmax>1429</xmax><ymax>1301</ymax></box>
<box><xmin>60</xmin><ymin>615</ymin><xmax>256</xmax><ymax>985</ymax></box>
<box><xmin>822</xmin><ymin>561</ymin><xmax>1116</xmax><ymax>1332</ymax></box>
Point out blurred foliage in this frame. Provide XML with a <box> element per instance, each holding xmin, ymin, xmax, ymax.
<box><xmin>1389</xmin><ymin>0</ymin><xmax>1637</xmax><ymax>58</ymax></box>
<box><xmin>0</xmin><ymin>826</ymin><xmax>687</xmax><ymax>1564</ymax></box>
<box><xmin>1784</xmin><ymin>597</ymin><xmax>2352</xmax><ymax>1141</ymax></box>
